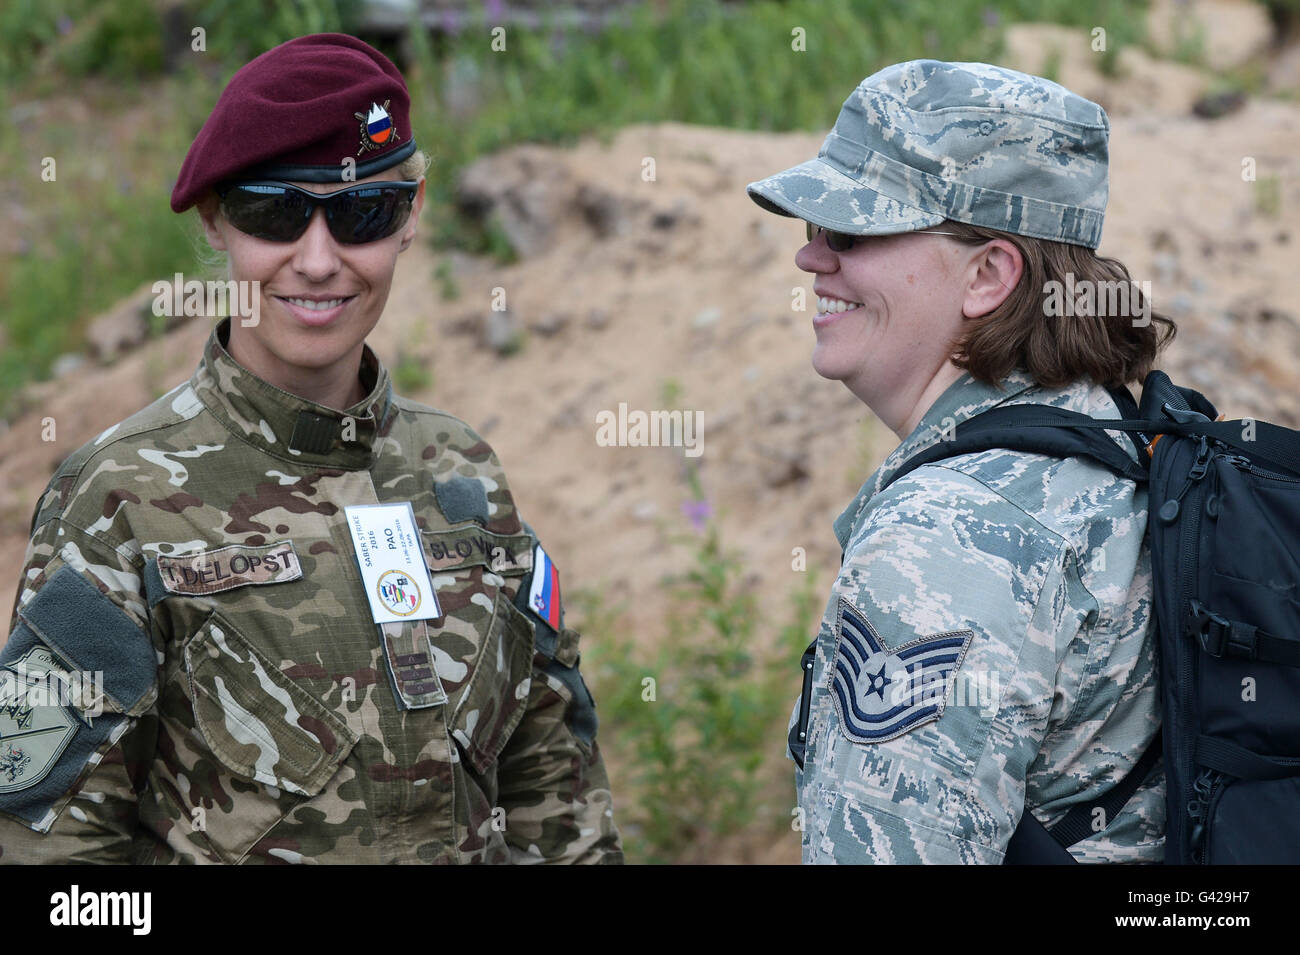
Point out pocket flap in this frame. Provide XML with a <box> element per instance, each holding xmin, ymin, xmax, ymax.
<box><xmin>184</xmin><ymin>612</ymin><xmax>358</xmax><ymax>797</ymax></box>
<box><xmin>448</xmin><ymin>591</ymin><xmax>536</xmax><ymax>775</ymax></box>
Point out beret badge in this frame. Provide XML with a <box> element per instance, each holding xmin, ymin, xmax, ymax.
<box><xmin>355</xmin><ymin>99</ymin><xmax>400</xmax><ymax>155</ymax></box>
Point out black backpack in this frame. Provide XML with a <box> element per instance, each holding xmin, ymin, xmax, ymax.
<box><xmin>864</xmin><ymin>369</ymin><xmax>1300</xmax><ymax>864</ymax></box>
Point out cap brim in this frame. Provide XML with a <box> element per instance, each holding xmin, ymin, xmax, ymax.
<box><xmin>746</xmin><ymin>157</ymin><xmax>944</xmax><ymax>235</ymax></box>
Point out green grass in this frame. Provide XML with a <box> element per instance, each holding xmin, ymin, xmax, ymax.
<box><xmin>1</xmin><ymin>0</ymin><xmax>1158</xmax><ymax>416</ymax></box>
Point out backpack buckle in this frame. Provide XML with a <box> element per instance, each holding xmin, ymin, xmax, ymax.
<box><xmin>1189</xmin><ymin>600</ymin><xmax>1258</xmax><ymax>660</ymax></box>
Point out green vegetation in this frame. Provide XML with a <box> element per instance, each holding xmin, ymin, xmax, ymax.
<box><xmin>578</xmin><ymin>521</ymin><xmax>820</xmax><ymax>863</ymax></box>
<box><xmin>393</xmin><ymin>353</ymin><xmax>434</xmax><ymax>394</ymax></box>
<box><xmin>0</xmin><ymin>0</ymin><xmax>1157</xmax><ymax>414</ymax></box>
<box><xmin>433</xmin><ymin>258</ymin><xmax>460</xmax><ymax>302</ymax></box>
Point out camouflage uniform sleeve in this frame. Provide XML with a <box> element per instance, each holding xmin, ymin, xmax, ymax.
<box><xmin>0</xmin><ymin>495</ymin><xmax>158</xmax><ymax>863</ymax></box>
<box><xmin>494</xmin><ymin>532</ymin><xmax>623</xmax><ymax>864</ymax></box>
<box><xmin>801</xmin><ymin>466</ymin><xmax>1080</xmax><ymax>864</ymax></box>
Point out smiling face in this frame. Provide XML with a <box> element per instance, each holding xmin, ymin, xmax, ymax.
<box><xmin>796</xmin><ymin>226</ymin><xmax>1023</xmax><ymax>438</ymax></box>
<box><xmin>197</xmin><ymin>171</ymin><xmax>425</xmax><ymax>409</ymax></box>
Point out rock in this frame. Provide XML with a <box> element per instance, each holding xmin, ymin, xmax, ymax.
<box><xmin>578</xmin><ymin>185</ymin><xmax>627</xmax><ymax>238</ymax></box>
<box><xmin>484</xmin><ymin>309</ymin><xmax>524</xmax><ymax>355</ymax></box>
<box><xmin>759</xmin><ymin>447</ymin><xmax>811</xmax><ymax>488</ymax></box>
<box><xmin>1192</xmin><ymin>90</ymin><xmax>1247</xmax><ymax>119</ymax></box>
<box><xmin>444</xmin><ymin>311</ymin><xmax>481</xmax><ymax>336</ymax></box>
<box><xmin>86</xmin><ymin>289</ymin><xmax>153</xmax><ymax>361</ymax></box>
<box><xmin>51</xmin><ymin>353</ymin><xmax>86</xmax><ymax>378</ymax></box>
<box><xmin>650</xmin><ymin>199</ymin><xmax>699</xmax><ymax>231</ymax></box>
<box><xmin>586</xmin><ymin>308</ymin><xmax>612</xmax><ymax>330</ymax></box>
<box><xmin>456</xmin><ymin>147</ymin><xmax>577</xmax><ymax>258</ymax></box>
<box><xmin>1152</xmin><ymin>252</ymin><xmax>1180</xmax><ymax>283</ymax></box>
<box><xmin>693</xmin><ymin>307</ymin><xmax>721</xmax><ymax>329</ymax></box>
<box><xmin>1267</xmin><ymin>38</ymin><xmax>1300</xmax><ymax>94</ymax></box>
<box><xmin>531</xmin><ymin>312</ymin><xmax>571</xmax><ymax>337</ymax></box>
<box><xmin>1147</xmin><ymin>0</ymin><xmax>1275</xmax><ymax>73</ymax></box>
<box><xmin>1258</xmin><ymin>307</ymin><xmax>1297</xmax><ymax>327</ymax></box>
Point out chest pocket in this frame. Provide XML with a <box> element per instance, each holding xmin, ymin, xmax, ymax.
<box><xmin>171</xmin><ymin>610</ymin><xmax>359</xmax><ymax>863</ymax></box>
<box><xmin>421</xmin><ymin>525</ymin><xmax>535</xmax><ymax>775</ymax></box>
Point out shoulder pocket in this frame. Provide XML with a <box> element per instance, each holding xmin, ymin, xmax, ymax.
<box><xmin>447</xmin><ymin>590</ymin><xmax>536</xmax><ymax>776</ymax></box>
<box><xmin>183</xmin><ymin>611</ymin><xmax>358</xmax><ymax>797</ymax></box>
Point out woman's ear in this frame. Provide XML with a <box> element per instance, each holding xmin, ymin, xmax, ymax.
<box><xmin>195</xmin><ymin>193</ymin><xmax>228</xmax><ymax>251</ymax></box>
<box><xmin>961</xmin><ymin>238</ymin><xmax>1023</xmax><ymax>319</ymax></box>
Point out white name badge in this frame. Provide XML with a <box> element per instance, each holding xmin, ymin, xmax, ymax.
<box><xmin>344</xmin><ymin>503</ymin><xmax>442</xmax><ymax>624</ymax></box>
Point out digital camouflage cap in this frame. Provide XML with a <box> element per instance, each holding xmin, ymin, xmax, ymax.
<box><xmin>747</xmin><ymin>59</ymin><xmax>1110</xmax><ymax>249</ymax></box>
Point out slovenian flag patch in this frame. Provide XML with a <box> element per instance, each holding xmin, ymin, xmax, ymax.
<box><xmin>528</xmin><ymin>543</ymin><xmax>562</xmax><ymax>630</ymax></box>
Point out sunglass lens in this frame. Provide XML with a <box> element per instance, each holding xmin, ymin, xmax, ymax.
<box><xmin>221</xmin><ymin>184</ymin><xmax>312</xmax><ymax>241</ymax></box>
<box><xmin>826</xmin><ymin>230</ymin><xmax>855</xmax><ymax>252</ymax></box>
<box><xmin>327</xmin><ymin>187</ymin><xmax>413</xmax><ymax>244</ymax></box>
<box><xmin>805</xmin><ymin>222</ymin><xmax>857</xmax><ymax>252</ymax></box>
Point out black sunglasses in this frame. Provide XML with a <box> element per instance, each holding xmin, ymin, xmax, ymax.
<box><xmin>805</xmin><ymin>221</ymin><xmax>965</xmax><ymax>252</ymax></box>
<box><xmin>216</xmin><ymin>180</ymin><xmax>418</xmax><ymax>244</ymax></box>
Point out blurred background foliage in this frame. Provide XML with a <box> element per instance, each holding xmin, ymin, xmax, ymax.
<box><xmin>0</xmin><ymin>0</ymin><xmax>1204</xmax><ymax>862</ymax></box>
<box><xmin>0</xmin><ymin>0</ymin><xmax>1160</xmax><ymax>419</ymax></box>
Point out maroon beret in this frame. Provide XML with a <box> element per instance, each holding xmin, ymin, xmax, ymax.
<box><xmin>170</xmin><ymin>33</ymin><xmax>416</xmax><ymax>212</ymax></box>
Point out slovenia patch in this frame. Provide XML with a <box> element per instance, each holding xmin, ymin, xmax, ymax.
<box><xmin>527</xmin><ymin>544</ymin><xmax>562</xmax><ymax>631</ymax></box>
<box><xmin>829</xmin><ymin>597</ymin><xmax>975</xmax><ymax>744</ymax></box>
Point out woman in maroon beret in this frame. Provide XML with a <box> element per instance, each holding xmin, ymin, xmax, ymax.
<box><xmin>0</xmin><ymin>33</ymin><xmax>622</xmax><ymax>865</ymax></box>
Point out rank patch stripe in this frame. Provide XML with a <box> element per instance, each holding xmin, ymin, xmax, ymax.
<box><xmin>840</xmin><ymin>614</ymin><xmax>885</xmax><ymax>656</ymax></box>
<box><xmin>896</xmin><ymin>637</ymin><xmax>972</xmax><ymax>659</ymax></box>
<box><xmin>832</xmin><ymin>660</ymin><xmax>938</xmax><ymax>723</ymax></box>
<box><xmin>829</xmin><ymin>596</ymin><xmax>976</xmax><ymax>745</ymax></box>
<box><xmin>831</xmin><ymin>678</ymin><xmax>940</xmax><ymax>740</ymax></box>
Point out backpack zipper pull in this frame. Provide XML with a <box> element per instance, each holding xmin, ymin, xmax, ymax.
<box><xmin>1158</xmin><ymin>437</ymin><xmax>1212</xmax><ymax>524</ymax></box>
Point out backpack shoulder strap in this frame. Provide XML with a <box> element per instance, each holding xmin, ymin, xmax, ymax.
<box><xmin>881</xmin><ymin>404</ymin><xmax>1152</xmax><ymax>496</ymax></box>
<box><xmin>1004</xmin><ymin>732</ymin><xmax>1163</xmax><ymax>864</ymax></box>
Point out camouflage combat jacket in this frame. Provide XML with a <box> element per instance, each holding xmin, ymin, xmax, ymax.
<box><xmin>796</xmin><ymin>368</ymin><xmax>1163</xmax><ymax>863</ymax></box>
<box><xmin>0</xmin><ymin>320</ymin><xmax>622</xmax><ymax>864</ymax></box>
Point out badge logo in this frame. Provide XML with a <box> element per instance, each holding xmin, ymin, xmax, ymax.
<box><xmin>0</xmin><ymin>663</ymin><xmax>78</xmax><ymax>793</ymax></box>
<box><xmin>829</xmin><ymin>597</ymin><xmax>974</xmax><ymax>744</ymax></box>
<box><xmin>377</xmin><ymin>569</ymin><xmax>421</xmax><ymax>616</ymax></box>
<box><xmin>355</xmin><ymin>100</ymin><xmax>400</xmax><ymax>155</ymax></box>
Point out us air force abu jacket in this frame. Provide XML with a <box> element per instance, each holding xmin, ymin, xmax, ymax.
<box><xmin>797</xmin><ymin>368</ymin><xmax>1163</xmax><ymax>863</ymax></box>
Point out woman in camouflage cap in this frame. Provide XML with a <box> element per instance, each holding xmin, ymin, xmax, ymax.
<box><xmin>748</xmin><ymin>59</ymin><xmax>1176</xmax><ymax>864</ymax></box>
<box><xmin>0</xmin><ymin>34</ymin><xmax>621</xmax><ymax>864</ymax></box>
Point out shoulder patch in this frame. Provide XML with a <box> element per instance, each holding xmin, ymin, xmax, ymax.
<box><xmin>527</xmin><ymin>543</ymin><xmax>562</xmax><ymax>631</ymax></box>
<box><xmin>0</xmin><ymin>647</ymin><xmax>79</xmax><ymax>794</ymax></box>
<box><xmin>829</xmin><ymin>597</ymin><xmax>975</xmax><ymax>744</ymax></box>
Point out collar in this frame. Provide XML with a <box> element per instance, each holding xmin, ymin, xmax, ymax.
<box><xmin>191</xmin><ymin>318</ymin><xmax>395</xmax><ymax>470</ymax></box>
<box><xmin>833</xmin><ymin>368</ymin><xmax>1039</xmax><ymax>550</ymax></box>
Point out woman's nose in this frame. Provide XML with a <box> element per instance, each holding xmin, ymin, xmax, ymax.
<box><xmin>795</xmin><ymin>233</ymin><xmax>838</xmax><ymax>273</ymax></box>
